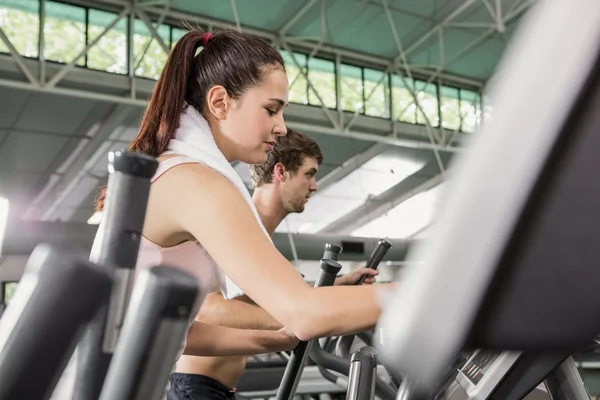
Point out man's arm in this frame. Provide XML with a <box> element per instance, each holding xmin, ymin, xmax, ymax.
<box><xmin>184</xmin><ymin>322</ymin><xmax>298</xmax><ymax>356</ymax></box>
<box><xmin>196</xmin><ymin>292</ymin><xmax>283</xmax><ymax>330</ymax></box>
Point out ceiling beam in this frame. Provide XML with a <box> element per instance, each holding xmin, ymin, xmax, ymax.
<box><xmin>396</xmin><ymin>0</ymin><xmax>482</xmax><ymax>63</ymax></box>
<box><xmin>288</xmin><ymin>121</ymin><xmax>463</xmax><ymax>152</ymax></box>
<box><xmin>278</xmin><ymin>0</ymin><xmax>321</xmax><ymax>36</ymax></box>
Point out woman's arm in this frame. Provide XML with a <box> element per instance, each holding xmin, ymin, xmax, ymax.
<box><xmin>184</xmin><ymin>321</ymin><xmax>298</xmax><ymax>356</ymax></box>
<box><xmin>160</xmin><ymin>163</ymin><xmax>392</xmax><ymax>341</ymax></box>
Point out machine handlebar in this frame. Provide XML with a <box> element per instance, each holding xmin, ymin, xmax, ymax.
<box><xmin>356</xmin><ymin>239</ymin><xmax>392</xmax><ymax>285</ymax></box>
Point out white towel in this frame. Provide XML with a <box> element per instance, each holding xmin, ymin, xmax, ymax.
<box><xmin>164</xmin><ymin>105</ymin><xmax>272</xmax><ymax>299</ymax></box>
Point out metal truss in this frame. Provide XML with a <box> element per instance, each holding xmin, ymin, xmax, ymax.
<box><xmin>0</xmin><ymin>0</ymin><xmax>534</xmax><ymax>226</ymax></box>
<box><xmin>383</xmin><ymin>0</ymin><xmax>535</xmax><ymax>174</ymax></box>
<box><xmin>311</xmin><ymin>0</ymin><xmax>537</xmax><ymax>233</ymax></box>
<box><xmin>0</xmin><ymin>0</ymin><xmax>479</xmax><ymax>152</ymax></box>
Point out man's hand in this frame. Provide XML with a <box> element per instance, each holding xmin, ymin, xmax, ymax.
<box><xmin>276</xmin><ymin>327</ymin><xmax>300</xmax><ymax>350</ymax></box>
<box><xmin>334</xmin><ymin>267</ymin><xmax>379</xmax><ymax>286</ymax></box>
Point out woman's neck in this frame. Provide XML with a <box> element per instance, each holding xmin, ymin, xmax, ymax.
<box><xmin>207</xmin><ymin>119</ymin><xmax>236</xmax><ymax>163</ymax></box>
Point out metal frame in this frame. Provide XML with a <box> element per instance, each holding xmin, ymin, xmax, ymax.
<box><xmin>0</xmin><ymin>0</ymin><xmax>535</xmax><ymax>148</ymax></box>
<box><xmin>0</xmin><ymin>0</ymin><xmax>526</xmax><ymax>136</ymax></box>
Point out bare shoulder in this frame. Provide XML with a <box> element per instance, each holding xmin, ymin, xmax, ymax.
<box><xmin>142</xmin><ymin>159</ymin><xmax>238</xmax><ymax>246</ymax></box>
<box><xmin>158</xmin><ymin>161</ymin><xmax>239</xmax><ymax>201</ymax></box>
<box><xmin>153</xmin><ymin>161</ymin><xmax>253</xmax><ymax>230</ymax></box>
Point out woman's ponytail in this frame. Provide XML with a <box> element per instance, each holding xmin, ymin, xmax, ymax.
<box><xmin>129</xmin><ymin>29</ymin><xmax>209</xmax><ymax>157</ymax></box>
<box><xmin>95</xmin><ymin>29</ymin><xmax>211</xmax><ymax>211</ymax></box>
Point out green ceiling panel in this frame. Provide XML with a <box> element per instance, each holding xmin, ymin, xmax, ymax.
<box><xmin>286</xmin><ymin>0</ymin><xmax>388</xmax><ymax>39</ymax></box>
<box><xmin>172</xmin><ymin>0</ymin><xmax>296</xmax><ymax>32</ymax></box>
<box><xmin>145</xmin><ymin>0</ymin><xmax>531</xmax><ymax>84</ymax></box>
<box><xmin>393</xmin><ymin>2</ymin><xmax>437</xmax><ymax>19</ymax></box>
<box><xmin>455</xmin><ymin>5</ymin><xmax>497</xmax><ymax>25</ymax></box>
<box><xmin>227</xmin><ymin>1</ymin><xmax>298</xmax><ymax>31</ymax></box>
<box><xmin>173</xmin><ymin>0</ymin><xmax>232</xmax><ymax>22</ymax></box>
<box><xmin>45</xmin><ymin>1</ymin><xmax>86</xmax><ymax>24</ymax></box>
<box><xmin>347</xmin><ymin>15</ymin><xmax>425</xmax><ymax>59</ymax></box>
<box><xmin>0</xmin><ymin>0</ymin><xmax>534</xmax><ymax>85</ymax></box>
<box><xmin>446</xmin><ymin>35</ymin><xmax>507</xmax><ymax>80</ymax></box>
<box><xmin>0</xmin><ymin>0</ymin><xmax>37</xmax><ymax>13</ymax></box>
<box><xmin>409</xmin><ymin>28</ymin><xmax>485</xmax><ymax>68</ymax></box>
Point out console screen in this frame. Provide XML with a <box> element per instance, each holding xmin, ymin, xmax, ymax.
<box><xmin>461</xmin><ymin>351</ymin><xmax>499</xmax><ymax>385</ymax></box>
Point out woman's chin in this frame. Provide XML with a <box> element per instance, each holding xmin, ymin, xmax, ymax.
<box><xmin>241</xmin><ymin>151</ymin><xmax>268</xmax><ymax>166</ymax></box>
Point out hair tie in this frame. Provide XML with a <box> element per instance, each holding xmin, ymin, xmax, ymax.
<box><xmin>202</xmin><ymin>32</ymin><xmax>213</xmax><ymax>47</ymax></box>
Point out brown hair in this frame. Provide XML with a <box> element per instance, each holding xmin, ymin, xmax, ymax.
<box><xmin>249</xmin><ymin>128</ymin><xmax>324</xmax><ymax>188</ymax></box>
<box><xmin>95</xmin><ymin>28</ymin><xmax>285</xmax><ymax>211</ymax></box>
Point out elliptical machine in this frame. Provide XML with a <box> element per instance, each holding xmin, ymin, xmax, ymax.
<box><xmin>0</xmin><ymin>150</ymin><xmax>205</xmax><ymax>400</ymax></box>
<box><xmin>376</xmin><ymin>0</ymin><xmax>600</xmax><ymax>399</ymax></box>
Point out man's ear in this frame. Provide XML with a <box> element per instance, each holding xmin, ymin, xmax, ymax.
<box><xmin>206</xmin><ymin>85</ymin><xmax>230</xmax><ymax>120</ymax></box>
<box><xmin>273</xmin><ymin>163</ymin><xmax>287</xmax><ymax>182</ymax></box>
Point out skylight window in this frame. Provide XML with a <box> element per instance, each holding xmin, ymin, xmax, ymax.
<box><xmin>279</xmin><ymin>148</ymin><xmax>425</xmax><ymax>234</ymax></box>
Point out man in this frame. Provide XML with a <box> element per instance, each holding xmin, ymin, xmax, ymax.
<box><xmin>171</xmin><ymin>128</ymin><xmax>378</xmax><ymax>400</ymax></box>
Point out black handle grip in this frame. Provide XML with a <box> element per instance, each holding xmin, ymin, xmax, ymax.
<box><xmin>309</xmin><ymin>339</ymin><xmax>397</xmax><ymax>400</ymax></box>
<box><xmin>347</xmin><ymin>347</ymin><xmax>378</xmax><ymax>400</ymax></box>
<box><xmin>108</xmin><ymin>150</ymin><xmax>158</xmax><ymax>179</ymax></box>
<box><xmin>99</xmin><ymin>266</ymin><xmax>199</xmax><ymax>400</ymax></box>
<box><xmin>74</xmin><ymin>150</ymin><xmax>158</xmax><ymax>400</ymax></box>
<box><xmin>0</xmin><ymin>245</ymin><xmax>112</xmax><ymax>400</ymax></box>
<box><xmin>314</xmin><ymin>259</ymin><xmax>343</xmax><ymax>288</ymax></box>
<box><xmin>92</xmin><ymin>151</ymin><xmax>159</xmax><ymax>271</ymax></box>
<box><xmin>356</xmin><ymin>239</ymin><xmax>392</xmax><ymax>285</ymax></box>
<box><xmin>323</xmin><ymin>243</ymin><xmax>342</xmax><ymax>262</ymax></box>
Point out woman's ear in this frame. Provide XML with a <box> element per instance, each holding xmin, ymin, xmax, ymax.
<box><xmin>206</xmin><ymin>85</ymin><xmax>229</xmax><ymax>119</ymax></box>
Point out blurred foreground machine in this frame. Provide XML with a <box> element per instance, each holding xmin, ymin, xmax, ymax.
<box><xmin>377</xmin><ymin>0</ymin><xmax>600</xmax><ymax>399</ymax></box>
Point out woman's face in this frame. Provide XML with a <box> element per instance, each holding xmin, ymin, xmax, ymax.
<box><xmin>212</xmin><ymin>66</ymin><xmax>289</xmax><ymax>164</ymax></box>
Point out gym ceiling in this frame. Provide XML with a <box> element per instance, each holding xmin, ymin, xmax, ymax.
<box><xmin>0</xmin><ymin>0</ymin><xmax>533</xmax><ymax>240</ymax></box>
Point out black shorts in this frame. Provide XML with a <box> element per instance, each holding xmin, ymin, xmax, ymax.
<box><xmin>166</xmin><ymin>373</ymin><xmax>236</xmax><ymax>400</ymax></box>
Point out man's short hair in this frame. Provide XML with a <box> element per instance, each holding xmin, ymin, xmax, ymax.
<box><xmin>250</xmin><ymin>128</ymin><xmax>324</xmax><ymax>188</ymax></box>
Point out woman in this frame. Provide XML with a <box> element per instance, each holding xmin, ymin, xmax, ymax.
<box><xmin>95</xmin><ymin>27</ymin><xmax>394</xmax><ymax>381</ymax></box>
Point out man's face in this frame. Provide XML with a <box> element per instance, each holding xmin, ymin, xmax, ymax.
<box><xmin>280</xmin><ymin>157</ymin><xmax>319</xmax><ymax>213</ymax></box>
